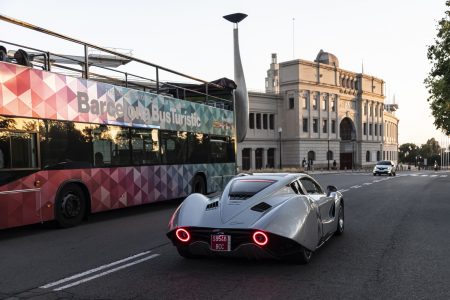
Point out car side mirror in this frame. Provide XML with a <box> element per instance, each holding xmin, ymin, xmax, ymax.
<box><xmin>326</xmin><ymin>185</ymin><xmax>338</xmax><ymax>197</ymax></box>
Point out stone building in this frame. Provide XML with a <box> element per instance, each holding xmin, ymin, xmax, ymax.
<box><xmin>237</xmin><ymin>51</ymin><xmax>399</xmax><ymax>170</ymax></box>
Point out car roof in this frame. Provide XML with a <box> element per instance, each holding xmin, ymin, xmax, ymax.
<box><xmin>235</xmin><ymin>172</ymin><xmax>309</xmax><ymax>182</ymax></box>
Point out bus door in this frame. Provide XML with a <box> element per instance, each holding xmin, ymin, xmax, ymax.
<box><xmin>0</xmin><ymin>127</ymin><xmax>42</xmax><ymax>229</ymax></box>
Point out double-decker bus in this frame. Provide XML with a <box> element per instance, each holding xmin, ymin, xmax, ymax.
<box><xmin>0</xmin><ymin>15</ymin><xmax>237</xmax><ymax>229</ymax></box>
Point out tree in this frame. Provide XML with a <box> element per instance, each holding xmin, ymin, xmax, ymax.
<box><xmin>398</xmin><ymin>143</ymin><xmax>419</xmax><ymax>164</ymax></box>
<box><xmin>425</xmin><ymin>1</ymin><xmax>450</xmax><ymax>135</ymax></box>
<box><xmin>419</xmin><ymin>138</ymin><xmax>441</xmax><ymax>166</ymax></box>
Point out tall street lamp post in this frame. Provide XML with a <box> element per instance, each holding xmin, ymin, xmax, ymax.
<box><xmin>223</xmin><ymin>13</ymin><xmax>249</xmax><ymax>144</ymax></box>
<box><xmin>278</xmin><ymin>127</ymin><xmax>282</xmax><ymax>170</ymax></box>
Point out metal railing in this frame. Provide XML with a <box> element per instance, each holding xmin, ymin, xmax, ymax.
<box><xmin>0</xmin><ymin>14</ymin><xmax>233</xmax><ymax>108</ymax></box>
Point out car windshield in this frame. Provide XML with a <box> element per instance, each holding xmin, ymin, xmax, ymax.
<box><xmin>229</xmin><ymin>179</ymin><xmax>276</xmax><ymax>198</ymax></box>
<box><xmin>377</xmin><ymin>161</ymin><xmax>392</xmax><ymax>165</ymax></box>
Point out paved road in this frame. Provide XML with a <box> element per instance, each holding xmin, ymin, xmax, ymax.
<box><xmin>1</xmin><ymin>171</ymin><xmax>449</xmax><ymax>299</ymax></box>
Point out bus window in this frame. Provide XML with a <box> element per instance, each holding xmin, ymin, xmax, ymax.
<box><xmin>209</xmin><ymin>135</ymin><xmax>235</xmax><ymax>163</ymax></box>
<box><xmin>131</xmin><ymin>128</ymin><xmax>160</xmax><ymax>165</ymax></box>
<box><xmin>92</xmin><ymin>125</ymin><xmax>131</xmax><ymax>167</ymax></box>
<box><xmin>41</xmin><ymin>120</ymin><xmax>93</xmax><ymax>169</ymax></box>
<box><xmin>0</xmin><ymin>131</ymin><xmax>38</xmax><ymax>169</ymax></box>
<box><xmin>160</xmin><ymin>131</ymin><xmax>188</xmax><ymax>164</ymax></box>
<box><xmin>187</xmin><ymin>132</ymin><xmax>209</xmax><ymax>164</ymax></box>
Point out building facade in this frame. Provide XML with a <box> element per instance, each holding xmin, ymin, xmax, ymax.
<box><xmin>237</xmin><ymin>51</ymin><xmax>399</xmax><ymax>170</ymax></box>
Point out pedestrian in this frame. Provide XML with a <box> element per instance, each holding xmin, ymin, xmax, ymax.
<box><xmin>332</xmin><ymin>159</ymin><xmax>337</xmax><ymax>170</ymax></box>
<box><xmin>302</xmin><ymin>157</ymin><xmax>307</xmax><ymax>169</ymax></box>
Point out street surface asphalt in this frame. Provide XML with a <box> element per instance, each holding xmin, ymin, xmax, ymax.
<box><xmin>0</xmin><ymin>170</ymin><xmax>449</xmax><ymax>300</ymax></box>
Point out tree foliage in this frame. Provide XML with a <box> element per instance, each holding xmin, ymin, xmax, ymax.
<box><xmin>399</xmin><ymin>138</ymin><xmax>443</xmax><ymax>165</ymax></box>
<box><xmin>425</xmin><ymin>1</ymin><xmax>450</xmax><ymax>134</ymax></box>
<box><xmin>398</xmin><ymin>143</ymin><xmax>420</xmax><ymax>164</ymax></box>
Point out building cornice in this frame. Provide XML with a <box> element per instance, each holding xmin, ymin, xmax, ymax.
<box><xmin>279</xmin><ymin>58</ymin><xmax>384</xmax><ymax>83</ymax></box>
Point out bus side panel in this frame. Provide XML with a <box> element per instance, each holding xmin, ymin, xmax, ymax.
<box><xmin>81</xmin><ymin>163</ymin><xmax>235</xmax><ymax>213</ymax></box>
<box><xmin>0</xmin><ymin>162</ymin><xmax>236</xmax><ymax>229</ymax></box>
<box><xmin>0</xmin><ymin>173</ymin><xmax>43</xmax><ymax>229</ymax></box>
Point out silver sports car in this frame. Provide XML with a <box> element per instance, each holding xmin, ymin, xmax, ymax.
<box><xmin>167</xmin><ymin>173</ymin><xmax>344</xmax><ymax>264</ymax></box>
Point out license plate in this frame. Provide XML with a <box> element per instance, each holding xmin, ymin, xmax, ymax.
<box><xmin>210</xmin><ymin>234</ymin><xmax>231</xmax><ymax>251</ymax></box>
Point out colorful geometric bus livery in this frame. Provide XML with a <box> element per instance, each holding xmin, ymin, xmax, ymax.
<box><xmin>0</xmin><ymin>163</ymin><xmax>235</xmax><ymax>229</ymax></box>
<box><xmin>0</xmin><ymin>62</ymin><xmax>233</xmax><ymax>136</ymax></box>
<box><xmin>0</xmin><ymin>59</ymin><xmax>236</xmax><ymax>229</ymax></box>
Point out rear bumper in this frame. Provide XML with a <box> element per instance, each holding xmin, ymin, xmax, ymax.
<box><xmin>167</xmin><ymin>227</ymin><xmax>303</xmax><ymax>259</ymax></box>
<box><xmin>373</xmin><ymin>170</ymin><xmax>393</xmax><ymax>175</ymax></box>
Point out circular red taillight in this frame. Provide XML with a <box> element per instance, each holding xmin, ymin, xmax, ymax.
<box><xmin>252</xmin><ymin>231</ymin><xmax>268</xmax><ymax>246</ymax></box>
<box><xmin>175</xmin><ymin>228</ymin><xmax>191</xmax><ymax>242</ymax></box>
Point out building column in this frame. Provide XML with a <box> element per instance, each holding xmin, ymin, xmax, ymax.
<box><xmin>251</xmin><ymin>148</ymin><xmax>256</xmax><ymax>170</ymax></box>
<box><xmin>263</xmin><ymin>148</ymin><xmax>268</xmax><ymax>169</ymax></box>
<box><xmin>309</xmin><ymin>92</ymin><xmax>314</xmax><ymax>138</ymax></box>
<box><xmin>363</xmin><ymin>99</ymin><xmax>367</xmax><ymax>141</ymax></box>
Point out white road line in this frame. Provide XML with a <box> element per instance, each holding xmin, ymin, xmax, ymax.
<box><xmin>338</xmin><ymin>189</ymin><xmax>349</xmax><ymax>193</ymax></box>
<box><xmin>362</xmin><ymin>183</ymin><xmax>372</xmax><ymax>185</ymax></box>
<box><xmin>440</xmin><ymin>175</ymin><xmax>448</xmax><ymax>178</ymax></box>
<box><xmin>350</xmin><ymin>185</ymin><xmax>362</xmax><ymax>189</ymax></box>
<box><xmin>53</xmin><ymin>254</ymin><xmax>160</xmax><ymax>291</ymax></box>
<box><xmin>40</xmin><ymin>251</ymin><xmax>151</xmax><ymax>289</ymax></box>
<box><xmin>431</xmin><ymin>175</ymin><xmax>438</xmax><ymax>177</ymax></box>
<box><xmin>421</xmin><ymin>175</ymin><xmax>428</xmax><ymax>177</ymax></box>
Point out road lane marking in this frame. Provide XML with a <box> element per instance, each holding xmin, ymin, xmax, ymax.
<box><xmin>53</xmin><ymin>254</ymin><xmax>160</xmax><ymax>291</ymax></box>
<box><xmin>440</xmin><ymin>175</ymin><xmax>448</xmax><ymax>177</ymax></box>
<box><xmin>40</xmin><ymin>251</ymin><xmax>158</xmax><ymax>290</ymax></box>
<box><xmin>431</xmin><ymin>175</ymin><xmax>438</xmax><ymax>177</ymax></box>
<box><xmin>362</xmin><ymin>183</ymin><xmax>372</xmax><ymax>185</ymax></box>
<box><xmin>421</xmin><ymin>175</ymin><xmax>428</xmax><ymax>177</ymax></box>
<box><xmin>338</xmin><ymin>189</ymin><xmax>349</xmax><ymax>193</ymax></box>
<box><xmin>350</xmin><ymin>185</ymin><xmax>362</xmax><ymax>189</ymax></box>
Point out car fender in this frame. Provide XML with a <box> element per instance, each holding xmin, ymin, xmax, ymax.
<box><xmin>168</xmin><ymin>193</ymin><xmax>211</xmax><ymax>231</ymax></box>
<box><xmin>252</xmin><ymin>195</ymin><xmax>320</xmax><ymax>251</ymax></box>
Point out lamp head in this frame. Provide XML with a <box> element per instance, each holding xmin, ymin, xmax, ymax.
<box><xmin>223</xmin><ymin>13</ymin><xmax>248</xmax><ymax>24</ymax></box>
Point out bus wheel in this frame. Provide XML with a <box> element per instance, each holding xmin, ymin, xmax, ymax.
<box><xmin>192</xmin><ymin>175</ymin><xmax>206</xmax><ymax>195</ymax></box>
<box><xmin>55</xmin><ymin>183</ymin><xmax>86</xmax><ymax>228</ymax></box>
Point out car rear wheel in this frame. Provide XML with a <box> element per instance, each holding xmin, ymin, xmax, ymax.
<box><xmin>335</xmin><ymin>204</ymin><xmax>344</xmax><ymax>236</ymax></box>
<box><xmin>289</xmin><ymin>247</ymin><xmax>312</xmax><ymax>264</ymax></box>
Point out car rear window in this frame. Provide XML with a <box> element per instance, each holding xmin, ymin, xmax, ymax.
<box><xmin>229</xmin><ymin>179</ymin><xmax>275</xmax><ymax>199</ymax></box>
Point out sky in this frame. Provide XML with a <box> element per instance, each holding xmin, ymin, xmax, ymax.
<box><xmin>1</xmin><ymin>0</ymin><xmax>449</xmax><ymax>146</ymax></box>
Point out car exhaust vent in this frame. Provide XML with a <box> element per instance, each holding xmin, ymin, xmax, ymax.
<box><xmin>251</xmin><ymin>202</ymin><xmax>272</xmax><ymax>212</ymax></box>
<box><xmin>206</xmin><ymin>201</ymin><xmax>219</xmax><ymax>210</ymax></box>
<box><xmin>229</xmin><ymin>193</ymin><xmax>253</xmax><ymax>200</ymax></box>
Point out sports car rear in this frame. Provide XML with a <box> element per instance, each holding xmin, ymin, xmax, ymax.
<box><xmin>167</xmin><ymin>227</ymin><xmax>304</xmax><ymax>260</ymax></box>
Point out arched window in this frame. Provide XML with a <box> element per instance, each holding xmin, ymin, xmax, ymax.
<box><xmin>327</xmin><ymin>150</ymin><xmax>333</xmax><ymax>160</ymax></box>
<box><xmin>308</xmin><ymin>151</ymin><xmax>316</xmax><ymax>161</ymax></box>
<box><xmin>366</xmin><ymin>151</ymin><xmax>371</xmax><ymax>162</ymax></box>
<box><xmin>242</xmin><ymin>148</ymin><xmax>251</xmax><ymax>170</ymax></box>
<box><xmin>255</xmin><ymin>148</ymin><xmax>263</xmax><ymax>169</ymax></box>
<box><xmin>340</xmin><ymin>118</ymin><xmax>355</xmax><ymax>141</ymax></box>
<box><xmin>267</xmin><ymin>148</ymin><xmax>275</xmax><ymax>168</ymax></box>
